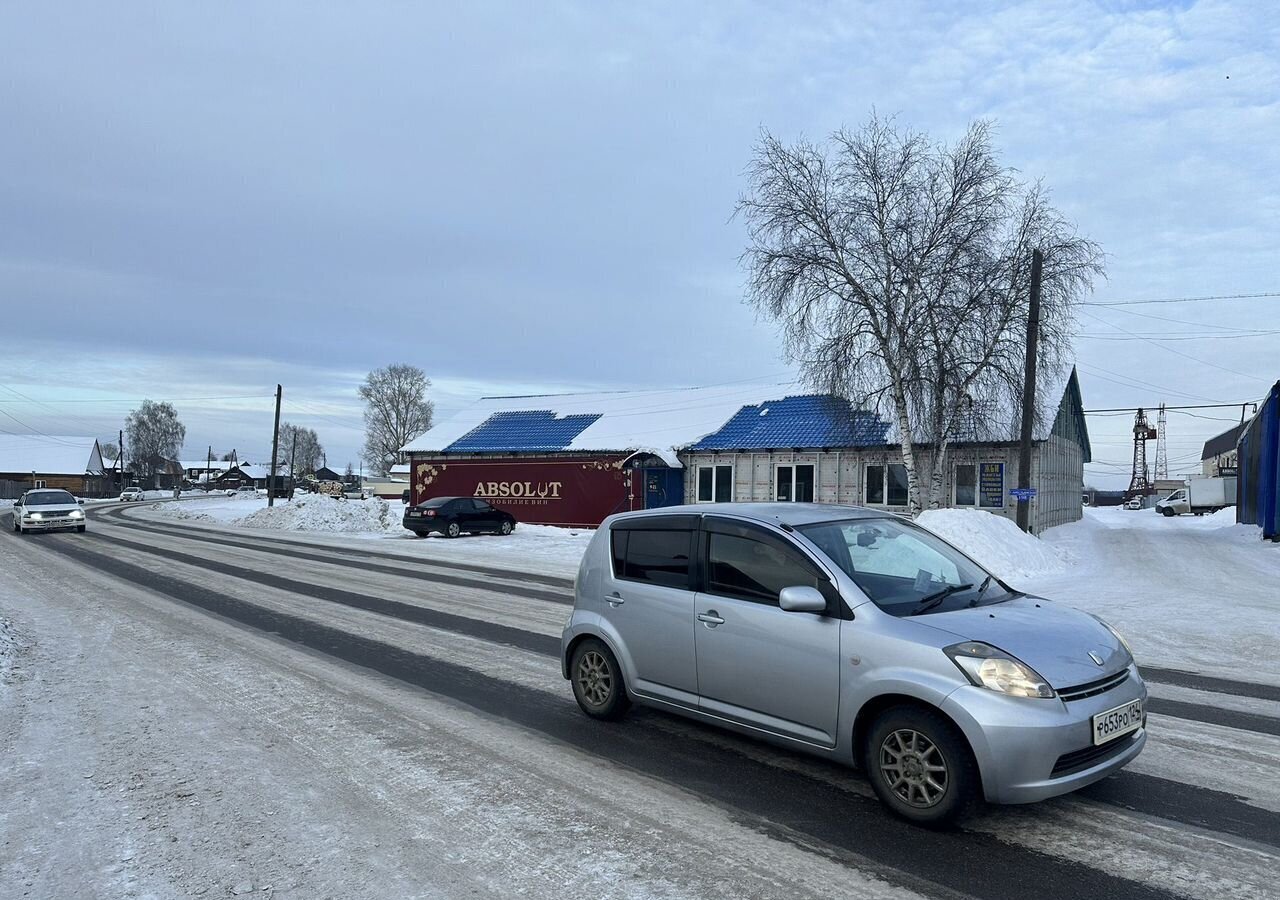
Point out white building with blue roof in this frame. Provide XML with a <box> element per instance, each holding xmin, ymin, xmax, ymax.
<box><xmin>401</xmin><ymin>372</ymin><xmax>1090</xmax><ymax>531</ymax></box>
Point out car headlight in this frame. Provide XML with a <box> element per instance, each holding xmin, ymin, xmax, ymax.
<box><xmin>29</xmin><ymin>512</ymin><xmax>43</xmax><ymax>520</ymax></box>
<box><xmin>944</xmin><ymin>641</ymin><xmax>1056</xmax><ymax>699</ymax></box>
<box><xmin>70</xmin><ymin>510</ymin><xmax>84</xmax><ymax>518</ymax></box>
<box><xmin>1087</xmin><ymin>614</ymin><xmax>1134</xmax><ymax>660</ymax></box>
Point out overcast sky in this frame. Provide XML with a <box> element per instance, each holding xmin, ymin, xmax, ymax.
<box><xmin>3</xmin><ymin>1</ymin><xmax>1277</xmax><ymax>485</ymax></box>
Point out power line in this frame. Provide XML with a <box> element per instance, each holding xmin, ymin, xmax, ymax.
<box><xmin>1078</xmin><ymin>309</ymin><xmax>1268</xmax><ymax>383</ymax></box>
<box><xmin>1079</xmin><ymin>330</ymin><xmax>1280</xmax><ymax>341</ymax></box>
<box><xmin>1082</xmin><ymin>291</ymin><xmax>1280</xmax><ymax>307</ymax></box>
<box><xmin>0</xmin><ymin>393</ymin><xmax>273</xmax><ymax>404</ymax></box>
<box><xmin>1083</xmin><ymin>401</ymin><xmax>1257</xmax><ymax>413</ymax></box>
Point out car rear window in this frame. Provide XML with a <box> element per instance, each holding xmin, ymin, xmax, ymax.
<box><xmin>610</xmin><ymin>528</ymin><xmax>693</xmax><ymax>589</ymax></box>
<box><xmin>420</xmin><ymin>497</ymin><xmax>453</xmax><ymax>508</ymax></box>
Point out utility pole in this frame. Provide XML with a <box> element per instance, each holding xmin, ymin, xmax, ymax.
<box><xmin>268</xmin><ymin>384</ymin><xmax>282</xmax><ymax>507</ymax></box>
<box><xmin>119</xmin><ymin>428</ymin><xmax>126</xmax><ymax>492</ymax></box>
<box><xmin>206</xmin><ymin>444</ymin><xmax>213</xmax><ymax>487</ymax></box>
<box><xmin>1015</xmin><ymin>248</ymin><xmax>1042</xmax><ymax>533</ymax></box>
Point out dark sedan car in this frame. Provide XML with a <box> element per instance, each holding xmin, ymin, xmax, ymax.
<box><xmin>403</xmin><ymin>496</ymin><xmax>516</xmax><ymax>538</ymax></box>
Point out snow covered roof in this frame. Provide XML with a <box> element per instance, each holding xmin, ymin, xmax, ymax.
<box><xmin>401</xmin><ymin>385</ymin><xmax>800</xmax><ymax>468</ymax></box>
<box><xmin>0</xmin><ymin>435</ymin><xmax>104</xmax><ymax>476</ymax></box>
<box><xmin>389</xmin><ymin>463</ymin><xmax>411</xmax><ymax>476</ymax></box>
<box><xmin>689</xmin><ymin>395</ymin><xmax>889</xmax><ymax>451</ymax></box>
<box><xmin>178</xmin><ymin>459</ymin><xmax>234</xmax><ymax>472</ymax></box>
<box><xmin>228</xmin><ymin>464</ymin><xmax>291</xmax><ymax>480</ymax></box>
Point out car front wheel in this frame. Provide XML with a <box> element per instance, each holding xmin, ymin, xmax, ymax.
<box><xmin>865</xmin><ymin>706</ymin><xmax>981</xmax><ymax>827</ymax></box>
<box><xmin>570</xmin><ymin>638</ymin><xmax>630</xmax><ymax>720</ymax></box>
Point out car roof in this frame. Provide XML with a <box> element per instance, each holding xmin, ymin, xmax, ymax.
<box><xmin>606</xmin><ymin>502</ymin><xmax>895</xmax><ymax>528</ymax></box>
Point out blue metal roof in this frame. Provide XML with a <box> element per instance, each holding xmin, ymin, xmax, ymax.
<box><xmin>687</xmin><ymin>395</ymin><xmax>890</xmax><ymax>451</ymax></box>
<box><xmin>445</xmin><ymin>410</ymin><xmax>602</xmax><ymax>453</ymax></box>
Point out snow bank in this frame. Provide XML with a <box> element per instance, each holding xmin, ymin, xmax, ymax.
<box><xmin>236</xmin><ymin>496</ymin><xmax>405</xmax><ymax>534</ymax></box>
<box><xmin>916</xmin><ymin>508</ymin><xmax>1068</xmax><ymax>581</ymax></box>
<box><xmin>0</xmin><ymin>616</ymin><xmax>22</xmax><ymax>683</ymax></box>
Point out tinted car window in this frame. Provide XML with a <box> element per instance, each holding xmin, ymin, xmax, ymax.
<box><xmin>473</xmin><ymin>499</ymin><xmax>493</xmax><ymax>511</ymax></box>
<box><xmin>707</xmin><ymin>533</ymin><xmax>825</xmax><ymax>605</ymax></box>
<box><xmin>420</xmin><ymin>497</ymin><xmax>453</xmax><ymax>508</ymax></box>
<box><xmin>614</xmin><ymin>528</ymin><xmax>692</xmax><ymax>588</ymax></box>
<box><xmin>26</xmin><ymin>491</ymin><xmax>77</xmax><ymax>505</ymax></box>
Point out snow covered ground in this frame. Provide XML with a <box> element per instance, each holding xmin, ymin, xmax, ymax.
<box><xmin>927</xmin><ymin>506</ymin><xmax>1280</xmax><ymax>684</ymax></box>
<box><xmin>141</xmin><ymin>495</ymin><xmax>593</xmax><ymax>577</ymax></box>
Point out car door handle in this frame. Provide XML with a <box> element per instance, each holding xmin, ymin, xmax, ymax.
<box><xmin>697</xmin><ymin>611</ymin><xmax>725</xmax><ymax>627</ymax></box>
<box><xmin>606</xmin><ymin>592</ymin><xmax>625</xmax><ymax>607</ymax></box>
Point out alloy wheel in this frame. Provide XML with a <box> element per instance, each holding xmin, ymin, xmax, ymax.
<box><xmin>575</xmin><ymin>650</ymin><xmax>613</xmax><ymax>708</ymax></box>
<box><xmin>879</xmin><ymin>728</ymin><xmax>949</xmax><ymax>808</ymax></box>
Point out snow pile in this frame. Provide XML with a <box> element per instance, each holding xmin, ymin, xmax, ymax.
<box><xmin>916</xmin><ymin>508</ymin><xmax>1068</xmax><ymax>581</ymax></box>
<box><xmin>0</xmin><ymin>616</ymin><xmax>22</xmax><ymax>684</ymax></box>
<box><xmin>235</xmin><ymin>496</ymin><xmax>405</xmax><ymax>534</ymax></box>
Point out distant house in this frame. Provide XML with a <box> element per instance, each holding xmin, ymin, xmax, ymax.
<box><xmin>1202</xmin><ymin>422</ymin><xmax>1245</xmax><ymax>477</ymax></box>
<box><xmin>0</xmin><ymin>435</ymin><xmax>108</xmax><ymax>498</ymax></box>
<box><xmin>313</xmin><ymin>466</ymin><xmax>344</xmax><ymax>483</ymax></box>
<box><xmin>179</xmin><ymin>459</ymin><xmax>236</xmax><ymax>483</ymax></box>
<box><xmin>214</xmin><ymin>464</ymin><xmax>292</xmax><ymax>492</ymax></box>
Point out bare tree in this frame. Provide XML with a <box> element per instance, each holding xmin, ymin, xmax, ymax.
<box><xmin>278</xmin><ymin>423</ymin><xmax>323</xmax><ymax>476</ymax></box>
<box><xmin>100</xmin><ymin>440</ymin><xmax>120</xmax><ymax>463</ymax></box>
<box><xmin>738</xmin><ymin>116</ymin><xmax>1102</xmax><ymax>513</ymax></box>
<box><xmin>125</xmin><ymin>400</ymin><xmax>186</xmax><ymax>487</ymax></box>
<box><xmin>359</xmin><ymin>363</ymin><xmax>434</xmax><ymax>475</ymax></box>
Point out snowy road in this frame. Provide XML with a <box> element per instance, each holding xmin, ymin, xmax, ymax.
<box><xmin>2</xmin><ymin>504</ymin><xmax>1278</xmax><ymax>899</ymax></box>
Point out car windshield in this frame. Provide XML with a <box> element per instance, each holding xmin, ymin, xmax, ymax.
<box><xmin>26</xmin><ymin>490</ymin><xmax>77</xmax><ymax>506</ymax></box>
<box><xmin>797</xmin><ymin>517</ymin><xmax>1015</xmax><ymax>617</ymax></box>
<box><xmin>419</xmin><ymin>497</ymin><xmax>454</xmax><ymax>508</ymax></box>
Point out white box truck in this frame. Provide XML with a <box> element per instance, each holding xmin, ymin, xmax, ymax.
<box><xmin>1155</xmin><ymin>476</ymin><xmax>1236</xmax><ymax>517</ymax></box>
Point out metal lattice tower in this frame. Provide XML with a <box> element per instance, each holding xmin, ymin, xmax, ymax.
<box><xmin>1154</xmin><ymin>403</ymin><xmax>1168</xmax><ymax>480</ymax></box>
<box><xmin>1128</xmin><ymin>408</ymin><xmax>1156</xmax><ymax>496</ymax></box>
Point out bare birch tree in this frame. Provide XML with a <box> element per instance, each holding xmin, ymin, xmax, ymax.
<box><xmin>278</xmin><ymin>422</ymin><xmax>324</xmax><ymax>476</ymax></box>
<box><xmin>125</xmin><ymin>400</ymin><xmax>186</xmax><ymax>486</ymax></box>
<box><xmin>738</xmin><ymin>116</ymin><xmax>1102</xmax><ymax>513</ymax></box>
<box><xmin>359</xmin><ymin>364</ymin><xmax>434</xmax><ymax>475</ymax></box>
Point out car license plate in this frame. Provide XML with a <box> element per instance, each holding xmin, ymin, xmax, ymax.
<box><xmin>1092</xmin><ymin>699</ymin><xmax>1143</xmax><ymax>745</ymax></box>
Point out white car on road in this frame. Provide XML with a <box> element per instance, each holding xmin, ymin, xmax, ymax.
<box><xmin>13</xmin><ymin>489</ymin><xmax>87</xmax><ymax>534</ymax></box>
<box><xmin>120</xmin><ymin>487</ymin><xmax>146</xmax><ymax>502</ymax></box>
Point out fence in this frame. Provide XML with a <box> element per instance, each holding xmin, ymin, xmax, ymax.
<box><xmin>1238</xmin><ymin>380</ymin><xmax>1279</xmax><ymax>541</ymax></box>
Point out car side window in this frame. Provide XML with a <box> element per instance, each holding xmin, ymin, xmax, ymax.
<box><xmin>611</xmin><ymin>528</ymin><xmax>693</xmax><ymax>589</ymax></box>
<box><xmin>706</xmin><ymin>532</ymin><xmax>826</xmax><ymax>606</ymax></box>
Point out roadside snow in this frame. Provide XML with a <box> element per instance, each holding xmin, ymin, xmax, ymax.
<box><xmin>917</xmin><ymin>508</ymin><xmax>1068</xmax><ymax>579</ymax></box>
<box><xmin>139</xmin><ymin>496</ymin><xmax>593</xmax><ymax>577</ymax></box>
<box><xmin>1023</xmin><ymin>506</ymin><xmax>1280</xmax><ymax>683</ymax></box>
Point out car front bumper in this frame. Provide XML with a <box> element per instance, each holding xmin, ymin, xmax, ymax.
<box><xmin>941</xmin><ymin>664</ymin><xmax>1148</xmax><ymax>804</ymax></box>
<box><xmin>21</xmin><ymin>514</ymin><xmax>85</xmax><ymax>530</ymax></box>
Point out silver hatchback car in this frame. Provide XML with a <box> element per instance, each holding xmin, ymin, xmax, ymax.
<box><xmin>561</xmin><ymin>504</ymin><xmax>1146</xmax><ymax>826</ymax></box>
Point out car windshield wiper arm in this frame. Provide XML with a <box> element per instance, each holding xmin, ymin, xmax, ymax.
<box><xmin>968</xmin><ymin>575</ymin><xmax>994</xmax><ymax>607</ymax></box>
<box><xmin>909</xmin><ymin>583</ymin><xmax>974</xmax><ymax>616</ymax></box>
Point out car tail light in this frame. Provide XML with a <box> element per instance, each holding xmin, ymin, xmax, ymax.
<box><xmin>424</xmin><ymin>510</ymin><xmax>436</xmax><ymax>517</ymax></box>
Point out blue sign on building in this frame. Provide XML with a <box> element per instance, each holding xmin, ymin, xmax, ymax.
<box><xmin>1009</xmin><ymin>487</ymin><xmax>1038</xmax><ymax>502</ymax></box>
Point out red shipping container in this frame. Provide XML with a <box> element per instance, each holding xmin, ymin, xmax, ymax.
<box><xmin>409</xmin><ymin>455</ymin><xmax>637</xmax><ymax>528</ymax></box>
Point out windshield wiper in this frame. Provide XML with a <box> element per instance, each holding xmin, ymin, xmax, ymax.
<box><xmin>967</xmin><ymin>575</ymin><xmax>994</xmax><ymax>608</ymax></box>
<box><xmin>909</xmin><ymin>583</ymin><xmax>974</xmax><ymax>616</ymax></box>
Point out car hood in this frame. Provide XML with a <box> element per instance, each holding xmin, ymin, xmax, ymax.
<box><xmin>922</xmin><ymin>595</ymin><xmax>1129</xmax><ymax>688</ymax></box>
<box><xmin>23</xmin><ymin>504</ymin><xmax>81</xmax><ymax>515</ymax></box>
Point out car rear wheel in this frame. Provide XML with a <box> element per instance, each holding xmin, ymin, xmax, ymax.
<box><xmin>570</xmin><ymin>638</ymin><xmax>630</xmax><ymax>721</ymax></box>
<box><xmin>865</xmin><ymin>706</ymin><xmax>981</xmax><ymax>827</ymax></box>
<box><xmin>445</xmin><ymin>521</ymin><xmax>461</xmax><ymax>538</ymax></box>
<box><xmin>499</xmin><ymin>520</ymin><xmax>513</xmax><ymax>535</ymax></box>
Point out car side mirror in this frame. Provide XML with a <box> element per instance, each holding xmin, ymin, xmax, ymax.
<box><xmin>779</xmin><ymin>585</ymin><xmax>827</xmax><ymax>613</ymax></box>
<box><xmin>78</xmin><ymin>498</ymin><xmax>85</xmax><ymax>505</ymax></box>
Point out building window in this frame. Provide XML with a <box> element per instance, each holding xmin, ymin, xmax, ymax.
<box><xmin>865</xmin><ymin>463</ymin><xmax>908</xmax><ymax>506</ymax></box>
<box><xmin>955</xmin><ymin>464</ymin><xmax>977</xmax><ymax>506</ymax></box>
<box><xmin>955</xmin><ymin>462</ymin><xmax>1004</xmax><ymax>508</ymax></box>
<box><xmin>775</xmin><ymin>464</ymin><xmax>815</xmax><ymax>502</ymax></box>
<box><xmin>696</xmin><ymin>464</ymin><xmax>733</xmax><ymax>503</ymax></box>
<box><xmin>34</xmin><ymin>479</ymin><xmax>47</xmax><ymax>489</ymax></box>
